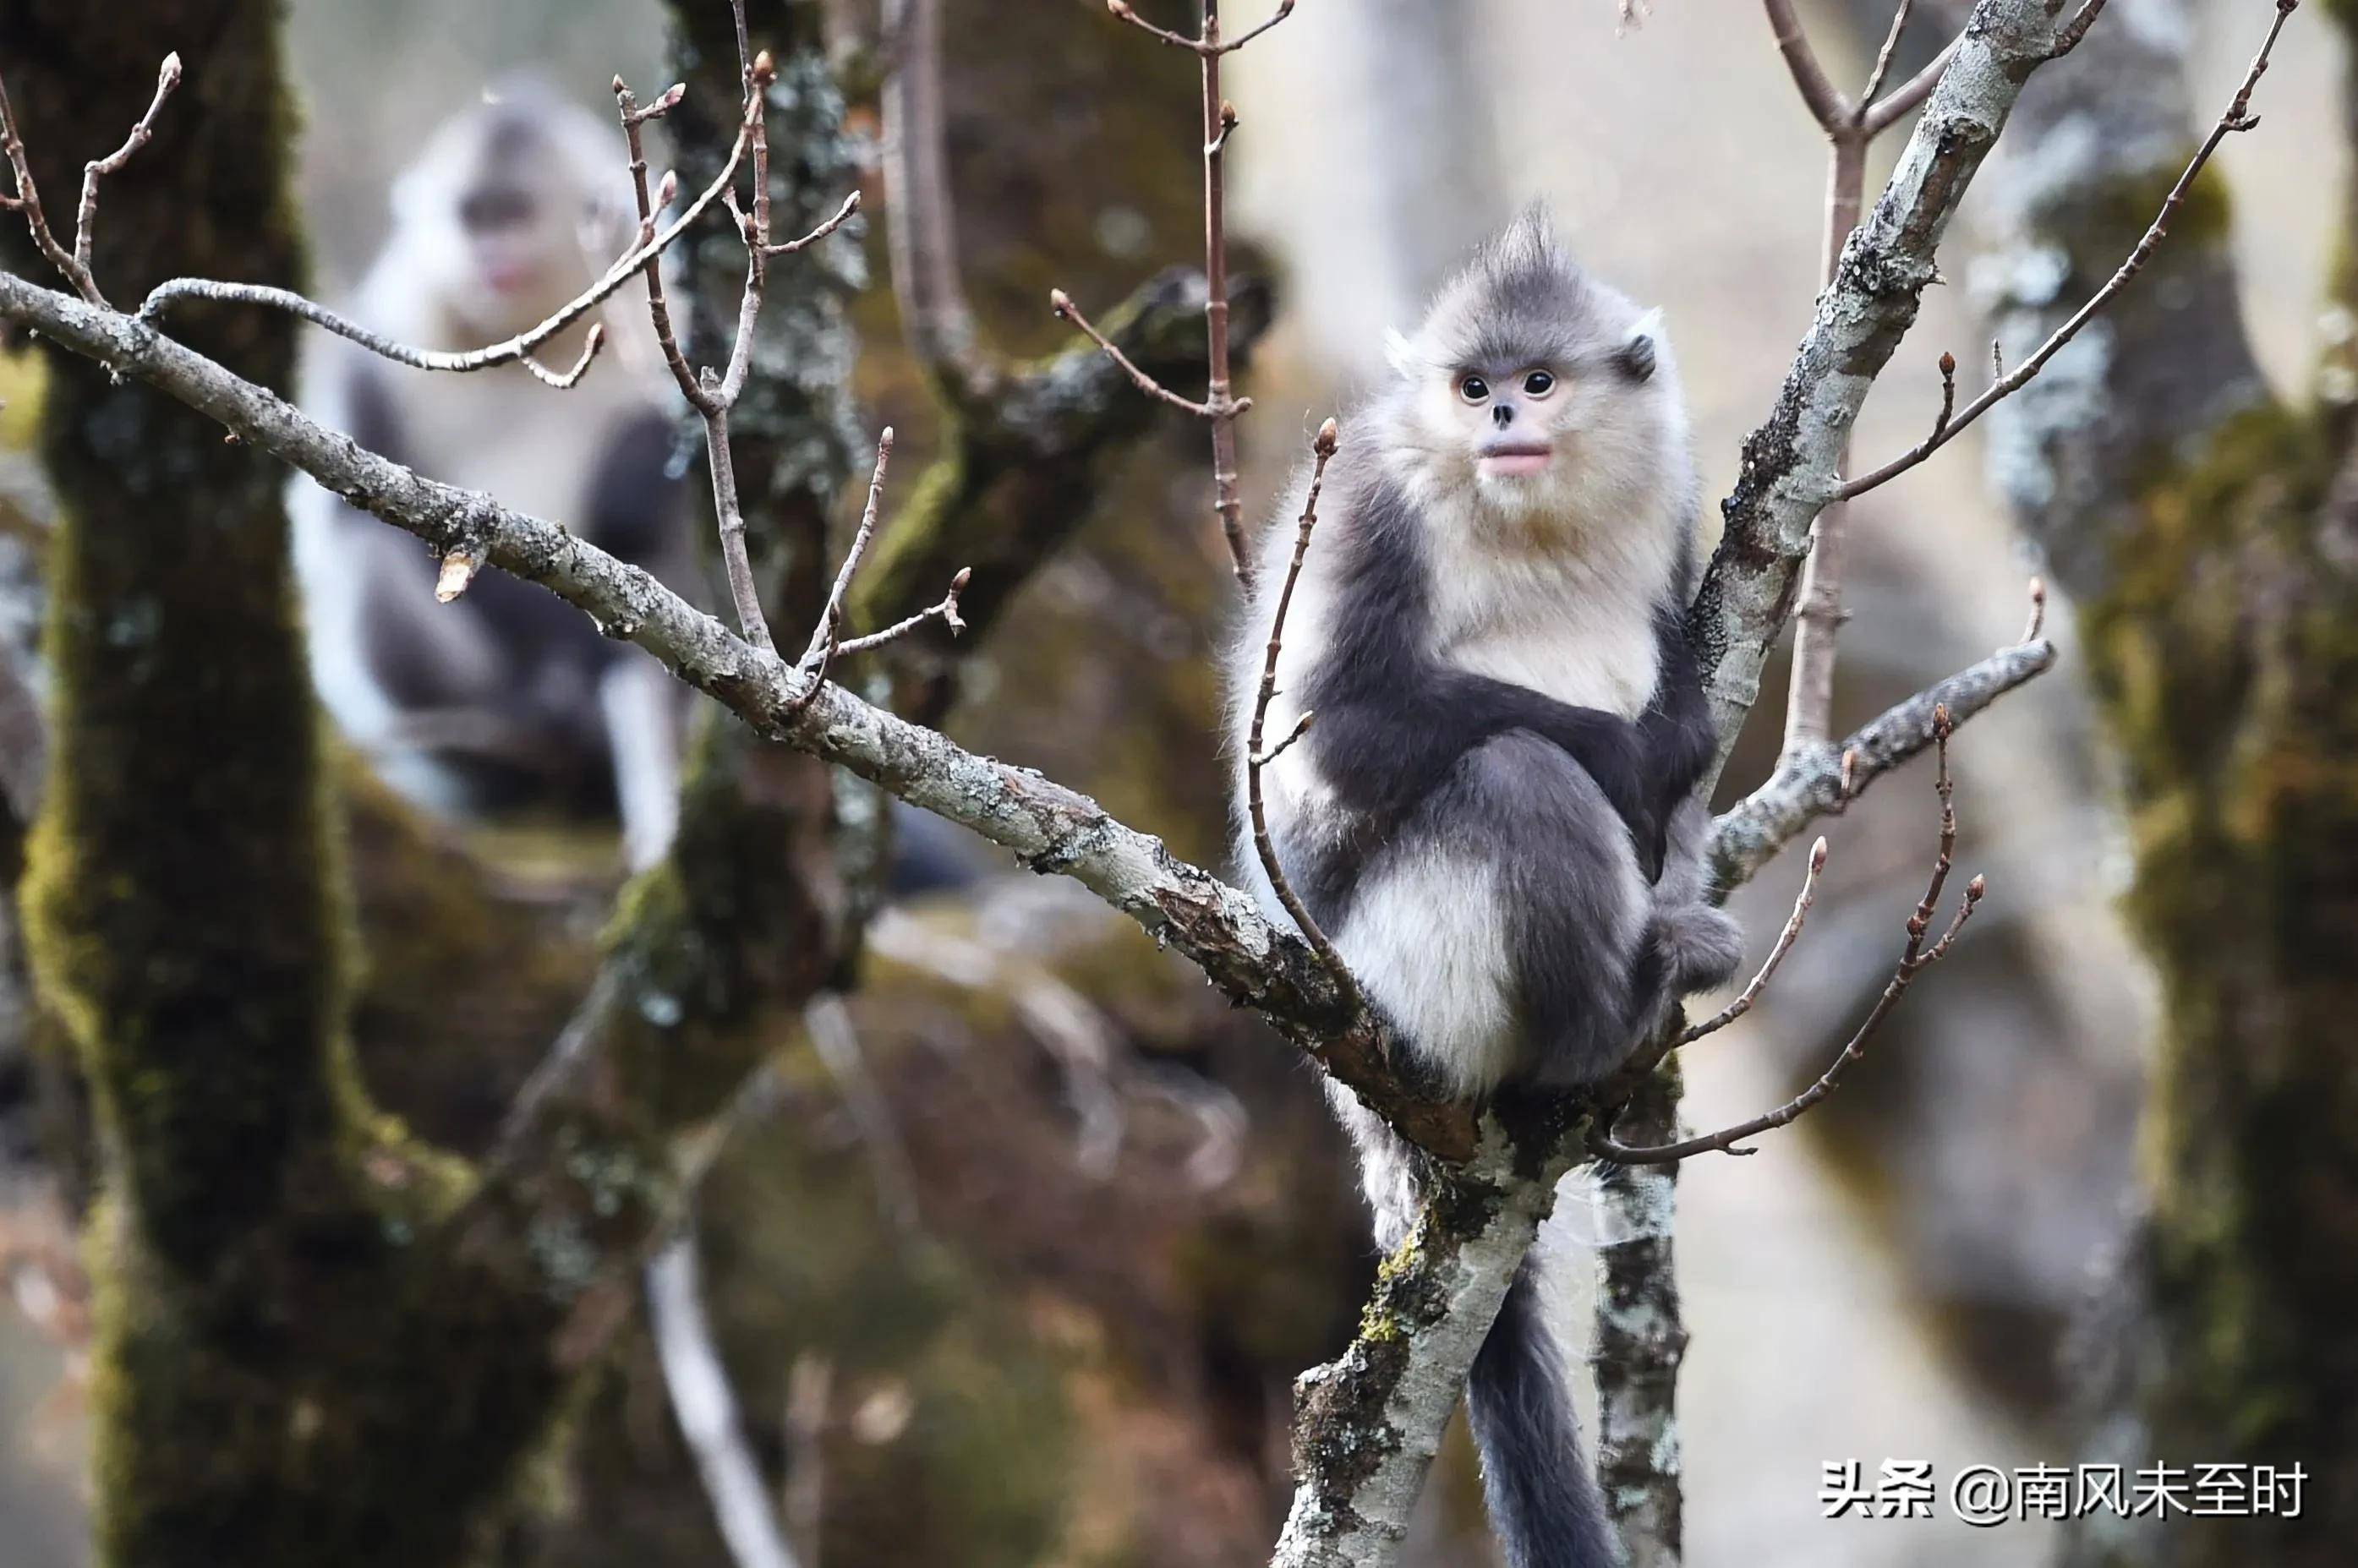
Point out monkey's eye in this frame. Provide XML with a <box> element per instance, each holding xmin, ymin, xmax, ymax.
<box><xmin>1458</xmin><ymin>375</ymin><xmax>1491</xmax><ymax>404</ymax></box>
<box><xmin>1522</xmin><ymin>369</ymin><xmax>1557</xmax><ymax>397</ymax></box>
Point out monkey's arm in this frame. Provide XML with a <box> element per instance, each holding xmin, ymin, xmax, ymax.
<box><xmin>1310</xmin><ymin>673</ymin><xmax>1658</xmax><ymax>868</ymax></box>
<box><xmin>1628</xmin><ymin>604</ymin><xmax>1717</xmax><ymax>878</ymax></box>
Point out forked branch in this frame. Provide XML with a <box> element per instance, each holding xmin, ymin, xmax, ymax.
<box><xmin>0</xmin><ymin>51</ymin><xmax>180</xmax><ymax>308</ymax></box>
<box><xmin>1070</xmin><ymin>0</ymin><xmax>1299</xmax><ymax>578</ymax></box>
<box><xmin>1841</xmin><ymin>0</ymin><xmax>2297</xmax><ymax>502</ymax></box>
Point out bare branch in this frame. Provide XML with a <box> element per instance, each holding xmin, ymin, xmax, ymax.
<box><xmin>1710</xmin><ymin>633</ymin><xmax>2053</xmax><ymax>891</ymax></box>
<box><xmin>521</xmin><ymin>321</ymin><xmax>606</xmax><ymax>390</ymax></box>
<box><xmin>140</xmin><ymin>100</ymin><xmax>758</xmax><ymax>375</ymax></box>
<box><xmin>0</xmin><ymin>275</ymin><xmax>1501</xmax><ymax>1159</ymax></box>
<box><xmin>792</xmin><ymin>427</ymin><xmax>896</xmax><ymax>711</ymax></box>
<box><xmin>1600</xmin><ymin>713</ymin><xmax>1984</xmax><ymax>1163</ymax></box>
<box><xmin>1857</xmin><ymin>0</ymin><xmax>1914</xmax><ymax>112</ymax></box>
<box><xmin>1104</xmin><ymin>0</ymin><xmax>1297</xmax><ymax>56</ymax></box>
<box><xmin>1247</xmin><ymin>418</ymin><xmax>1360</xmax><ymax>1013</ymax></box>
<box><xmin>764</xmin><ymin>189</ymin><xmax>862</xmax><ymax>259</ymax></box>
<box><xmin>1861</xmin><ymin>32</ymin><xmax>1961</xmax><ymax>135</ymax></box>
<box><xmin>1681</xmin><ymin>835</ymin><xmax>1827</xmax><ymax>1045</ymax></box>
<box><xmin>831</xmin><ymin>567</ymin><xmax>968</xmax><ymax>658</ymax></box>
<box><xmin>1093</xmin><ymin>0</ymin><xmax>1275</xmax><ymax>578</ymax></box>
<box><xmin>74</xmin><ymin>51</ymin><xmax>181</xmax><ymax>281</ymax></box>
<box><xmin>1841</xmin><ymin>0</ymin><xmax>2295</xmax><ymax>502</ymax></box>
<box><xmin>614</xmin><ymin>74</ymin><xmax>707</xmax><ymax>410</ymax></box>
<box><xmin>1693</xmin><ymin>0</ymin><xmax>2103</xmax><ymax>772</ymax></box>
<box><xmin>702</xmin><ymin>401</ymin><xmax>775</xmax><ymax>652</ymax></box>
<box><xmin>881</xmin><ymin>0</ymin><xmax>982</xmax><ymax>385</ymax></box>
<box><xmin>1251</xmin><ymin>709</ymin><xmax>1312</xmax><ymax>768</ymax></box>
<box><xmin>0</xmin><ymin>52</ymin><xmax>180</xmax><ymax>308</ymax></box>
<box><xmin>2051</xmin><ymin>0</ymin><xmax>2110</xmax><ymax>58</ymax></box>
<box><xmin>648</xmin><ymin>1227</ymin><xmax>807</xmax><ymax>1568</ymax></box>
<box><xmin>1762</xmin><ymin>0</ymin><xmax>1852</xmax><ymax>130</ymax></box>
<box><xmin>1048</xmin><ymin>287</ymin><xmax>1231</xmax><ymax>418</ymax></box>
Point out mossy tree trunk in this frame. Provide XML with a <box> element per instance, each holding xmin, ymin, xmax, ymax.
<box><xmin>1972</xmin><ymin>7</ymin><xmax>2357</xmax><ymax>1562</ymax></box>
<box><xmin>0</xmin><ymin>6</ymin><xmax>846</xmax><ymax>1562</ymax></box>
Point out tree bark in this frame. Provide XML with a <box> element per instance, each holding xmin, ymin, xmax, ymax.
<box><xmin>1964</xmin><ymin>4</ymin><xmax>2355</xmax><ymax>1563</ymax></box>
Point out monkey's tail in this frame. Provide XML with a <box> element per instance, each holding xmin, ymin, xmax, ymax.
<box><xmin>1466</xmin><ymin>1259</ymin><xmax>1622</xmax><ymax>1568</ymax></box>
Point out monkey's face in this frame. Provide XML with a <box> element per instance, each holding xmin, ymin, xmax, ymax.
<box><xmin>397</xmin><ymin>108</ymin><xmax>613</xmax><ymax>341</ymax></box>
<box><xmin>1405</xmin><ymin>334</ymin><xmax>1668</xmax><ymax>531</ymax></box>
<box><xmin>440</xmin><ymin>173</ymin><xmax>591</xmax><ymax>336</ymax></box>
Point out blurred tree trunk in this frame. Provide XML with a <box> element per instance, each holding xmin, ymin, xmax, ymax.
<box><xmin>0</xmin><ymin>5</ymin><xmax>846</xmax><ymax>1563</ymax></box>
<box><xmin>1967</xmin><ymin>6</ymin><xmax>2355</xmax><ymax>1562</ymax></box>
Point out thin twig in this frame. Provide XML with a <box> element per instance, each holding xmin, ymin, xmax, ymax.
<box><xmin>1861</xmin><ymin>33</ymin><xmax>1960</xmax><ymax>135</ymax></box>
<box><xmin>1681</xmin><ymin>835</ymin><xmax>1828</xmax><ymax>1045</ymax></box>
<box><xmin>74</xmin><ymin>52</ymin><xmax>181</xmax><ymax>282</ymax></box>
<box><xmin>1842</xmin><ymin>0</ymin><xmax>2296</xmax><ymax>502</ymax></box>
<box><xmin>1048</xmin><ymin>288</ymin><xmax>1228</xmax><ymax>417</ymax></box>
<box><xmin>2022</xmin><ymin>575</ymin><xmax>2047</xmax><ymax>643</ymax></box>
<box><xmin>1196</xmin><ymin>4</ymin><xmax>1250</xmax><ymax>576</ymax></box>
<box><xmin>0</xmin><ymin>52</ymin><xmax>180</xmax><ymax>308</ymax></box>
<box><xmin>791</xmin><ymin>429</ymin><xmax>896</xmax><ymax>713</ymax></box>
<box><xmin>1091</xmin><ymin>0</ymin><xmax>1287</xmax><ymax>579</ymax></box>
<box><xmin>616</xmin><ymin>74</ymin><xmax>719</xmax><ymax>412</ymax></box>
<box><xmin>521</xmin><ymin>322</ymin><xmax>606</xmax><ymax>390</ymax></box>
<box><xmin>140</xmin><ymin>99</ymin><xmax>757</xmax><ymax>383</ymax></box>
<box><xmin>831</xmin><ymin>569</ymin><xmax>969</xmax><ymax>657</ymax></box>
<box><xmin>1247</xmin><ymin>419</ymin><xmax>1358</xmax><ymax>1010</ymax></box>
<box><xmin>1857</xmin><ymin>0</ymin><xmax>1914</xmax><ymax>114</ymax></box>
<box><xmin>2051</xmin><ymin>0</ymin><xmax>2110</xmax><ymax>58</ymax></box>
<box><xmin>1103</xmin><ymin>0</ymin><xmax>1296</xmax><ymax>56</ymax></box>
<box><xmin>1762</xmin><ymin>0</ymin><xmax>1851</xmax><ymax>130</ymax></box>
<box><xmin>1600</xmin><ymin>710</ymin><xmax>1984</xmax><ymax>1163</ymax></box>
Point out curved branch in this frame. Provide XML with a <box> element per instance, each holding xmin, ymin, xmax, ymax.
<box><xmin>137</xmin><ymin>90</ymin><xmax>764</xmax><ymax>374</ymax></box>
<box><xmin>1709</xmin><ymin>634</ymin><xmax>2054</xmax><ymax>891</ymax></box>
<box><xmin>1841</xmin><ymin>0</ymin><xmax>2295</xmax><ymax>502</ymax></box>
<box><xmin>1763</xmin><ymin>0</ymin><xmax>1851</xmax><ymax>129</ymax></box>
<box><xmin>0</xmin><ymin>268</ymin><xmax>1491</xmax><ymax>1163</ymax></box>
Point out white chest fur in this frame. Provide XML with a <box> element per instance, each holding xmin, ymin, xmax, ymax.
<box><xmin>1426</xmin><ymin>509</ymin><xmax>1674</xmax><ymax>720</ymax></box>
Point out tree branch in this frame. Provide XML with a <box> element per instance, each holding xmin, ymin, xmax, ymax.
<box><xmin>1691</xmin><ymin>0</ymin><xmax>2086</xmax><ymax>773</ymax></box>
<box><xmin>0</xmin><ymin>50</ymin><xmax>179</xmax><ymax>308</ymax></box>
<box><xmin>1710</xmin><ymin>631</ymin><xmax>2054</xmax><ymax>891</ymax></box>
<box><xmin>1839</xmin><ymin>0</ymin><xmax>2295</xmax><ymax>502</ymax></box>
<box><xmin>880</xmin><ymin>0</ymin><xmax>983</xmax><ymax>389</ymax></box>
<box><xmin>0</xmin><ymin>269</ymin><xmax>1494</xmax><ymax>1161</ymax></box>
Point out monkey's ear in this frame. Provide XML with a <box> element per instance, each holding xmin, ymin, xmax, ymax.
<box><xmin>1617</xmin><ymin>309</ymin><xmax>1664</xmax><ymax>382</ymax></box>
<box><xmin>1383</xmin><ymin>328</ymin><xmax>1420</xmax><ymax>379</ymax></box>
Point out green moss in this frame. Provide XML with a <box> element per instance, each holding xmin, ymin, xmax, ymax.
<box><xmin>2076</xmin><ymin>393</ymin><xmax>2358</xmax><ymax>1557</ymax></box>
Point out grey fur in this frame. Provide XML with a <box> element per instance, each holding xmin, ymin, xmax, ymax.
<box><xmin>1228</xmin><ymin>210</ymin><xmax>1741</xmax><ymax>1568</ymax></box>
<box><xmin>291</xmin><ymin>93</ymin><xmax>696</xmax><ymax>866</ymax></box>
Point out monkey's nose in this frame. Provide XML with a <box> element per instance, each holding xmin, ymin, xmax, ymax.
<box><xmin>1491</xmin><ymin>402</ymin><xmax>1514</xmax><ymax>429</ymax></box>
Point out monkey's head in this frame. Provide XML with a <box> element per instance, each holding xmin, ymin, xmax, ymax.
<box><xmin>1385</xmin><ymin>207</ymin><xmax>1684</xmax><ymax>534</ymax></box>
<box><xmin>391</xmin><ymin>79</ymin><xmax>632</xmax><ymax>340</ymax></box>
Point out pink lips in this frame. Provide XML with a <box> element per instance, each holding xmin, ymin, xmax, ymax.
<box><xmin>1477</xmin><ymin>442</ymin><xmax>1552</xmax><ymax>479</ymax></box>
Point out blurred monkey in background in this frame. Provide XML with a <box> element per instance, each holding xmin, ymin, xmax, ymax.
<box><xmin>293</xmin><ymin>79</ymin><xmax>696</xmax><ymax>868</ymax></box>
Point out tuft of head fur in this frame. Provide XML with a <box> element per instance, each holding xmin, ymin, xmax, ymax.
<box><xmin>1376</xmin><ymin>205</ymin><xmax>1688</xmax><ymax>542</ymax></box>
